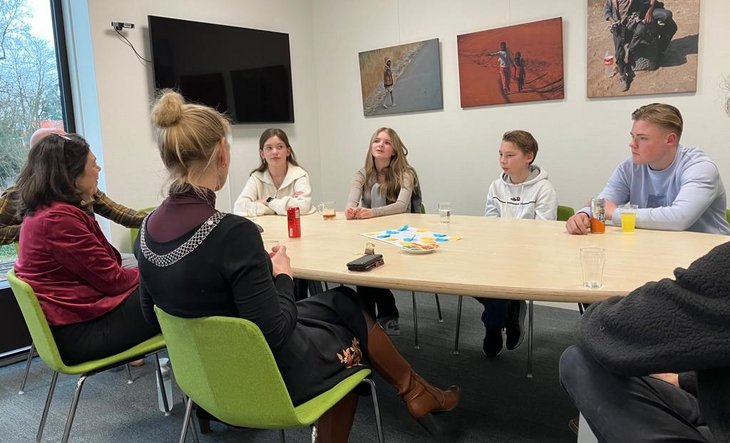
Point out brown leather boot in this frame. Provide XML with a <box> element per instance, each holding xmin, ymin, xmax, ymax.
<box><xmin>367</xmin><ymin>324</ymin><xmax>459</xmax><ymax>433</ymax></box>
<box><xmin>317</xmin><ymin>392</ymin><xmax>358</xmax><ymax>443</ymax></box>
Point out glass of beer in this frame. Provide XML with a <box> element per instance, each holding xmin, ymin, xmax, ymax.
<box><xmin>317</xmin><ymin>201</ymin><xmax>336</xmax><ymax>220</ymax></box>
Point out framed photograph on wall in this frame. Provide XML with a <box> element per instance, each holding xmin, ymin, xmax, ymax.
<box><xmin>457</xmin><ymin>17</ymin><xmax>564</xmax><ymax>107</ymax></box>
<box><xmin>587</xmin><ymin>0</ymin><xmax>698</xmax><ymax>97</ymax></box>
<box><xmin>358</xmin><ymin>38</ymin><xmax>443</xmax><ymax>117</ymax></box>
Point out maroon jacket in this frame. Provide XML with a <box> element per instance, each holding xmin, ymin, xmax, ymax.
<box><xmin>15</xmin><ymin>202</ymin><xmax>137</xmax><ymax>326</ymax></box>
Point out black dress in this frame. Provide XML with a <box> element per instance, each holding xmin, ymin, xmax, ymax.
<box><xmin>137</xmin><ymin>205</ymin><xmax>369</xmax><ymax>405</ymax></box>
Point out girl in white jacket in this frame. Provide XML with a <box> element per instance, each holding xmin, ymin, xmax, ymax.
<box><xmin>233</xmin><ymin>128</ymin><xmax>312</xmax><ymax>216</ymax></box>
<box><xmin>480</xmin><ymin>130</ymin><xmax>557</xmax><ymax>357</ymax></box>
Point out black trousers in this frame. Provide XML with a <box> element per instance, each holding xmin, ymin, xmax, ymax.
<box><xmin>559</xmin><ymin>345</ymin><xmax>715</xmax><ymax>442</ymax></box>
<box><xmin>355</xmin><ymin>286</ymin><xmax>399</xmax><ymax>320</ymax></box>
<box><xmin>51</xmin><ymin>289</ymin><xmax>160</xmax><ymax>366</ymax></box>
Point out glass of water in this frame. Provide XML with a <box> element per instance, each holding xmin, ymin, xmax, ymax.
<box><xmin>438</xmin><ymin>202</ymin><xmax>451</xmax><ymax>223</ymax></box>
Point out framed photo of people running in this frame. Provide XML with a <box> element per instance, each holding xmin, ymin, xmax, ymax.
<box><xmin>587</xmin><ymin>0</ymin><xmax>698</xmax><ymax>97</ymax></box>
<box><xmin>456</xmin><ymin>17</ymin><xmax>565</xmax><ymax>107</ymax></box>
<box><xmin>358</xmin><ymin>38</ymin><xmax>443</xmax><ymax>117</ymax></box>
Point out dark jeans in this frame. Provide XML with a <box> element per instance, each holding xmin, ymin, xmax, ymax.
<box><xmin>475</xmin><ymin>298</ymin><xmax>509</xmax><ymax>330</ymax></box>
<box><xmin>356</xmin><ymin>286</ymin><xmax>398</xmax><ymax>320</ymax></box>
<box><xmin>631</xmin><ymin>7</ymin><xmax>676</xmax><ymax>53</ymax></box>
<box><xmin>51</xmin><ymin>289</ymin><xmax>160</xmax><ymax>365</ymax></box>
<box><xmin>559</xmin><ymin>345</ymin><xmax>715</xmax><ymax>442</ymax></box>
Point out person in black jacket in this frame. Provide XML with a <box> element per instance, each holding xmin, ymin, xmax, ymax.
<box><xmin>137</xmin><ymin>90</ymin><xmax>459</xmax><ymax>442</ymax></box>
<box><xmin>559</xmin><ymin>233</ymin><xmax>730</xmax><ymax>440</ymax></box>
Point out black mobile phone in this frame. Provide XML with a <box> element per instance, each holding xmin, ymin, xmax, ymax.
<box><xmin>346</xmin><ymin>254</ymin><xmax>384</xmax><ymax>272</ymax></box>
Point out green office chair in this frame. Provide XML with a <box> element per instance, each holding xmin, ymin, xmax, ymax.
<box><xmin>7</xmin><ymin>270</ymin><xmax>168</xmax><ymax>443</ymax></box>
<box><xmin>154</xmin><ymin>307</ymin><xmax>384</xmax><ymax>443</ymax></box>
<box><xmin>558</xmin><ymin>205</ymin><xmax>575</xmax><ymax>222</ymax></box>
<box><xmin>129</xmin><ymin>207</ymin><xmax>157</xmax><ymax>250</ymax></box>
<box><xmin>411</xmin><ymin>203</ymin><xmax>445</xmax><ymax>349</ymax></box>
<box><xmin>726</xmin><ymin>209</ymin><xmax>730</xmax><ymax>225</ymax></box>
<box><xmin>13</xmin><ymin>242</ymin><xmax>139</xmax><ymax>395</ymax></box>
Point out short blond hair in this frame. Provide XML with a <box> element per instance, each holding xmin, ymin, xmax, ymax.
<box><xmin>632</xmin><ymin>103</ymin><xmax>683</xmax><ymax>139</ymax></box>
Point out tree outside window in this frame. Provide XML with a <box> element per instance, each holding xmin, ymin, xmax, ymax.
<box><xmin>1</xmin><ymin>0</ymin><xmax>65</xmax><ymax>262</ymax></box>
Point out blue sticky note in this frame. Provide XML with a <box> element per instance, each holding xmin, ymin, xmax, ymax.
<box><xmin>433</xmin><ymin>233</ymin><xmax>448</xmax><ymax>237</ymax></box>
<box><xmin>398</xmin><ymin>225</ymin><xmax>410</xmax><ymax>231</ymax></box>
<box><xmin>377</xmin><ymin>234</ymin><xmax>391</xmax><ymax>239</ymax></box>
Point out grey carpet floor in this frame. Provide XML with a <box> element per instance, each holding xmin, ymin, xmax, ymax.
<box><xmin>0</xmin><ymin>291</ymin><xmax>580</xmax><ymax>442</ymax></box>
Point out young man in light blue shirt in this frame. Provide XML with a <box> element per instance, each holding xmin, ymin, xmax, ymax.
<box><xmin>566</xmin><ymin>103</ymin><xmax>730</xmax><ymax>235</ymax></box>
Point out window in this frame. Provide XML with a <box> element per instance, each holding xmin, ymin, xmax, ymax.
<box><xmin>0</xmin><ymin>0</ymin><xmax>74</xmax><ymax>267</ymax></box>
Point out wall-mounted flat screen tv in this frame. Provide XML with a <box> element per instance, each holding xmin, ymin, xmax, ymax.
<box><xmin>148</xmin><ymin>16</ymin><xmax>295</xmax><ymax>124</ymax></box>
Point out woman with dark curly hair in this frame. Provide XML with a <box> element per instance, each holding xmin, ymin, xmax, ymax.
<box><xmin>14</xmin><ymin>133</ymin><xmax>159</xmax><ymax>365</ymax></box>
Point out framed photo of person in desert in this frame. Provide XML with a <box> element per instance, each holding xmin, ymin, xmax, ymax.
<box><xmin>457</xmin><ymin>17</ymin><xmax>564</xmax><ymax>107</ymax></box>
<box><xmin>587</xmin><ymin>0</ymin><xmax>698</xmax><ymax>97</ymax></box>
<box><xmin>358</xmin><ymin>38</ymin><xmax>443</xmax><ymax>117</ymax></box>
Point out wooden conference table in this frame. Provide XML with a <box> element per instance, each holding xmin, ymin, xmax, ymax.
<box><xmin>255</xmin><ymin>212</ymin><xmax>728</xmax><ymax>304</ymax></box>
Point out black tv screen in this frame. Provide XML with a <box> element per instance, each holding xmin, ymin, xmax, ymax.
<box><xmin>148</xmin><ymin>16</ymin><xmax>294</xmax><ymax>124</ymax></box>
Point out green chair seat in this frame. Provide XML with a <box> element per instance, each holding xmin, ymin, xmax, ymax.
<box><xmin>154</xmin><ymin>307</ymin><xmax>384</xmax><ymax>441</ymax></box>
<box><xmin>7</xmin><ymin>269</ymin><xmax>167</xmax><ymax>443</ymax></box>
<box><xmin>557</xmin><ymin>205</ymin><xmax>575</xmax><ymax>222</ymax></box>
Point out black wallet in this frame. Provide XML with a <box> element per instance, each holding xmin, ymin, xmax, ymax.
<box><xmin>347</xmin><ymin>254</ymin><xmax>384</xmax><ymax>272</ymax></box>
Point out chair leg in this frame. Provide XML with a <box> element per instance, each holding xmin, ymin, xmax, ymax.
<box><xmin>188</xmin><ymin>414</ymin><xmax>200</xmax><ymax>443</ymax></box>
<box><xmin>154</xmin><ymin>353</ymin><xmax>171</xmax><ymax>415</ymax></box>
<box><xmin>279</xmin><ymin>429</ymin><xmax>286</xmax><ymax>442</ymax></box>
<box><xmin>126</xmin><ymin>363</ymin><xmax>134</xmax><ymax>384</ymax></box>
<box><xmin>179</xmin><ymin>396</ymin><xmax>194</xmax><ymax>443</ymax></box>
<box><xmin>453</xmin><ymin>296</ymin><xmax>463</xmax><ymax>355</ymax></box>
<box><xmin>527</xmin><ymin>300</ymin><xmax>534</xmax><ymax>379</ymax></box>
<box><xmin>434</xmin><ymin>294</ymin><xmax>443</xmax><ymax>323</ymax></box>
<box><xmin>61</xmin><ymin>374</ymin><xmax>88</xmax><ymax>443</ymax></box>
<box><xmin>411</xmin><ymin>291</ymin><xmax>420</xmax><ymax>349</ymax></box>
<box><xmin>362</xmin><ymin>378</ymin><xmax>384</xmax><ymax>443</ymax></box>
<box><xmin>36</xmin><ymin>371</ymin><xmax>59</xmax><ymax>443</ymax></box>
<box><xmin>19</xmin><ymin>342</ymin><xmax>35</xmax><ymax>395</ymax></box>
<box><xmin>578</xmin><ymin>303</ymin><xmax>585</xmax><ymax>315</ymax></box>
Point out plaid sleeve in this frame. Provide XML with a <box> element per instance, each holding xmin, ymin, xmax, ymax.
<box><xmin>0</xmin><ymin>187</ymin><xmax>22</xmax><ymax>245</ymax></box>
<box><xmin>92</xmin><ymin>191</ymin><xmax>146</xmax><ymax>229</ymax></box>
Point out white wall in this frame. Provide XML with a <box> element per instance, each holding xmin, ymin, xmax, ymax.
<box><xmin>312</xmin><ymin>0</ymin><xmax>730</xmax><ymax>217</ymax></box>
<box><xmin>70</xmin><ymin>0</ymin><xmax>730</xmax><ymax>250</ymax></box>
<box><xmin>66</xmin><ymin>0</ymin><xmax>320</xmax><ymax>250</ymax></box>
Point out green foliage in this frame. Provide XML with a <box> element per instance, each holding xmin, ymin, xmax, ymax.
<box><xmin>0</xmin><ymin>0</ymin><xmax>63</xmax><ymax>187</ymax></box>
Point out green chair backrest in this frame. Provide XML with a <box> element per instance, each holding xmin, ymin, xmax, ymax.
<box><xmin>726</xmin><ymin>209</ymin><xmax>730</xmax><ymax>225</ymax></box>
<box><xmin>154</xmin><ymin>307</ymin><xmax>299</xmax><ymax>428</ymax></box>
<box><xmin>7</xmin><ymin>270</ymin><xmax>68</xmax><ymax>373</ymax></box>
<box><xmin>129</xmin><ymin>207</ymin><xmax>156</xmax><ymax>250</ymax></box>
<box><xmin>557</xmin><ymin>205</ymin><xmax>575</xmax><ymax>222</ymax></box>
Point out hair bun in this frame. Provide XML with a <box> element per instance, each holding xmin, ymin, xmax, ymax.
<box><xmin>151</xmin><ymin>89</ymin><xmax>185</xmax><ymax>128</ymax></box>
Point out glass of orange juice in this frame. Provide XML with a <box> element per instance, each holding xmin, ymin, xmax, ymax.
<box><xmin>620</xmin><ymin>204</ymin><xmax>638</xmax><ymax>233</ymax></box>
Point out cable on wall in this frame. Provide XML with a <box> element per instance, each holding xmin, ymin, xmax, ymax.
<box><xmin>111</xmin><ymin>21</ymin><xmax>151</xmax><ymax>64</ymax></box>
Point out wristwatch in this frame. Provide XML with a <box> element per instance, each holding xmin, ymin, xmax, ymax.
<box><xmin>266</xmin><ymin>197</ymin><xmax>274</xmax><ymax>203</ymax></box>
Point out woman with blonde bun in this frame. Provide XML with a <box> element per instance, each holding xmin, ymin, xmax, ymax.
<box><xmin>137</xmin><ymin>90</ymin><xmax>460</xmax><ymax>439</ymax></box>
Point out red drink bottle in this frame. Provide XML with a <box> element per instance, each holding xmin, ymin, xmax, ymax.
<box><xmin>287</xmin><ymin>206</ymin><xmax>301</xmax><ymax>238</ymax></box>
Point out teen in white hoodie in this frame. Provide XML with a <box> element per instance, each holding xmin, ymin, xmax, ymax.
<box><xmin>480</xmin><ymin>130</ymin><xmax>557</xmax><ymax>358</ymax></box>
<box><xmin>233</xmin><ymin>128</ymin><xmax>313</xmax><ymax>217</ymax></box>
